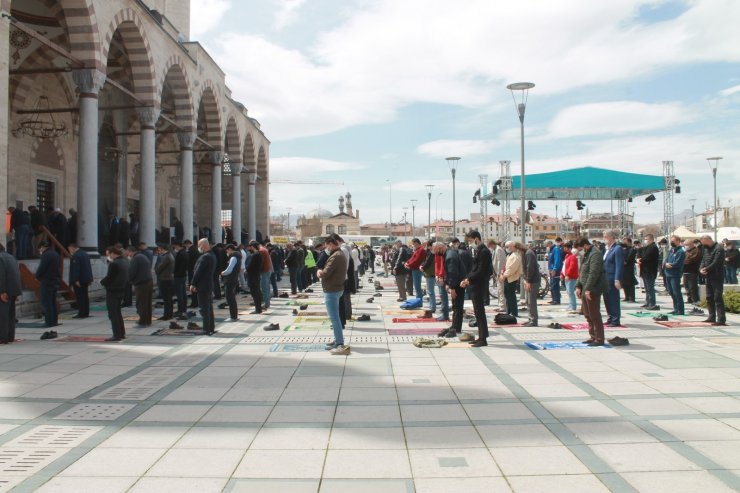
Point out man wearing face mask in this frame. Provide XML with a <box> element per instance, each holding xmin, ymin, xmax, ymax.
<box><xmin>664</xmin><ymin>235</ymin><xmax>685</xmax><ymax>315</ymax></box>
<box><xmin>575</xmin><ymin>238</ymin><xmax>608</xmax><ymax>346</ymax></box>
<box><xmin>100</xmin><ymin>246</ymin><xmax>128</xmax><ymax>341</ymax></box>
<box><xmin>602</xmin><ymin>230</ymin><xmax>624</xmax><ymax>327</ymax></box>
<box><xmin>699</xmin><ymin>235</ymin><xmax>726</xmax><ymax>326</ymax></box>
<box><xmin>190</xmin><ymin>239</ymin><xmax>217</xmax><ymax>335</ymax></box>
<box><xmin>460</xmin><ymin>231</ymin><xmax>492</xmax><ymax>346</ymax></box>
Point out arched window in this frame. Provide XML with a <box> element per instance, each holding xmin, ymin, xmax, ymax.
<box><xmin>338</xmin><ymin>224</ymin><xmax>347</xmax><ymax>234</ymax></box>
<box><xmin>326</xmin><ymin>224</ymin><xmax>335</xmax><ymax>234</ymax></box>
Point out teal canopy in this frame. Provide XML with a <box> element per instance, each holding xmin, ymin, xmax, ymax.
<box><xmin>481</xmin><ymin>166</ymin><xmax>666</xmax><ymax>201</ymax></box>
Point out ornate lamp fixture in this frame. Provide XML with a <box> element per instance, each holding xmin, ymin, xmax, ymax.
<box><xmin>14</xmin><ymin>95</ymin><xmax>68</xmax><ymax>139</ymax></box>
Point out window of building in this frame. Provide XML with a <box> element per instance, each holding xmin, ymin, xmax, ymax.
<box><xmin>221</xmin><ymin>209</ymin><xmax>232</xmax><ymax>228</ymax></box>
<box><xmin>326</xmin><ymin>224</ymin><xmax>335</xmax><ymax>234</ymax></box>
<box><xmin>337</xmin><ymin>224</ymin><xmax>347</xmax><ymax>234</ymax></box>
<box><xmin>36</xmin><ymin>179</ymin><xmax>54</xmax><ymax>212</ymax></box>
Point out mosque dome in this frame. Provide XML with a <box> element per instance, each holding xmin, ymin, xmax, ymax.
<box><xmin>306</xmin><ymin>208</ymin><xmax>333</xmax><ymax>219</ymax></box>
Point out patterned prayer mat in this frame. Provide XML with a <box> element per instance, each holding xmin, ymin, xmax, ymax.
<box><xmin>525</xmin><ymin>341</ymin><xmax>612</xmax><ymax>350</ymax></box>
<box><xmin>561</xmin><ymin>323</ymin><xmax>626</xmax><ymax>330</ymax></box>
<box><xmin>270</xmin><ymin>343</ymin><xmax>327</xmax><ymax>352</ymax></box>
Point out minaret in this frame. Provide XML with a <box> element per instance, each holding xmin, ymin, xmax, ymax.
<box><xmin>338</xmin><ymin>195</ymin><xmax>345</xmax><ymax>214</ymax></box>
<box><xmin>345</xmin><ymin>192</ymin><xmax>353</xmax><ymax>216</ymax></box>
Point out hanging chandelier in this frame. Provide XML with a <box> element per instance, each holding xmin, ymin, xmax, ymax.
<box><xmin>14</xmin><ymin>95</ymin><xmax>68</xmax><ymax>139</ymax></box>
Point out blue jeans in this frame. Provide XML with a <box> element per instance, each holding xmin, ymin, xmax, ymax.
<box><xmin>412</xmin><ymin>270</ymin><xmax>423</xmax><ymax>298</ymax></box>
<box><xmin>604</xmin><ymin>280</ymin><xmax>620</xmax><ymax>324</ymax></box>
<box><xmin>425</xmin><ymin>276</ymin><xmax>436</xmax><ymax>312</ymax></box>
<box><xmin>725</xmin><ymin>266</ymin><xmax>738</xmax><ymax>284</ymax></box>
<box><xmin>438</xmin><ymin>281</ymin><xmax>449</xmax><ymax>319</ymax></box>
<box><xmin>666</xmin><ymin>276</ymin><xmax>684</xmax><ymax>314</ymax></box>
<box><xmin>643</xmin><ymin>275</ymin><xmax>656</xmax><ymax>307</ymax></box>
<box><xmin>325</xmin><ymin>290</ymin><xmax>344</xmax><ymax>345</ymax></box>
<box><xmin>565</xmin><ymin>279</ymin><xmax>577</xmax><ymax>311</ymax></box>
<box><xmin>260</xmin><ymin>271</ymin><xmax>272</xmax><ymax>308</ymax></box>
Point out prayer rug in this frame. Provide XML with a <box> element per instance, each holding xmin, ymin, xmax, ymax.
<box><xmin>383</xmin><ymin>309</ymin><xmax>425</xmax><ymax>315</ymax></box>
<box><xmin>561</xmin><ymin>323</ymin><xmax>626</xmax><ymax>330</ymax></box>
<box><xmin>55</xmin><ymin>336</ymin><xmax>110</xmax><ymax>342</ymax></box>
<box><xmin>285</xmin><ymin>301</ymin><xmax>323</xmax><ymax>306</ymax></box>
<box><xmin>654</xmin><ymin>321</ymin><xmax>715</xmax><ymax>328</ymax></box>
<box><xmin>629</xmin><ymin>312</ymin><xmax>690</xmax><ymax>318</ymax></box>
<box><xmin>270</xmin><ymin>343</ymin><xmax>327</xmax><ymax>352</ymax></box>
<box><xmin>294</xmin><ymin>316</ymin><xmax>330</xmax><ymax>323</ymax></box>
<box><xmin>284</xmin><ymin>324</ymin><xmax>333</xmax><ymax>331</ymax></box>
<box><xmin>388</xmin><ymin>328</ymin><xmax>444</xmax><ymax>335</ymax></box>
<box><xmin>391</xmin><ymin>317</ymin><xmax>444</xmax><ymax>323</ymax></box>
<box><xmin>150</xmin><ymin>328</ymin><xmax>205</xmax><ymax>336</ymax></box>
<box><xmin>525</xmin><ymin>341</ymin><xmax>612</xmax><ymax>350</ymax></box>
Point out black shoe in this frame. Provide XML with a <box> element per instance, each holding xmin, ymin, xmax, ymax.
<box><xmin>437</xmin><ymin>328</ymin><xmax>449</xmax><ymax>337</ymax></box>
<box><xmin>366</xmin><ymin>298</ymin><xmax>374</xmax><ymax>303</ymax></box>
<box><xmin>304</xmin><ymin>288</ymin><xmax>314</xmax><ymax>293</ymax></box>
<box><xmin>653</xmin><ymin>314</ymin><xmax>668</xmax><ymax>322</ymax></box>
<box><xmin>667</xmin><ymin>310</ymin><xmax>677</xmax><ymax>315</ymax></box>
<box><xmin>606</xmin><ymin>322</ymin><xmax>621</xmax><ymax>327</ymax></box>
<box><xmin>588</xmin><ymin>341</ymin><xmax>605</xmax><ymax>346</ymax></box>
<box><xmin>292</xmin><ymin>309</ymin><xmax>298</xmax><ymax>315</ymax></box>
<box><xmin>40</xmin><ymin>331</ymin><xmax>51</xmax><ymax>340</ymax></box>
<box><xmin>640</xmin><ymin>303</ymin><xmax>649</xmax><ymax>308</ymax></box>
<box><xmin>444</xmin><ymin>329</ymin><xmax>457</xmax><ymax>338</ymax></box>
<box><xmin>299</xmin><ymin>304</ymin><xmax>308</xmax><ymax>310</ymax></box>
<box><xmin>217</xmin><ymin>303</ymin><xmax>228</xmax><ymax>309</ymax></box>
<box><xmin>645</xmin><ymin>305</ymin><xmax>660</xmax><ymax>311</ymax></box>
<box><xmin>157</xmin><ymin>316</ymin><xmax>172</xmax><ymax>321</ymax></box>
<box><xmin>104</xmin><ymin>337</ymin><xmax>123</xmax><ymax>342</ymax></box>
<box><xmin>470</xmin><ymin>339</ymin><xmax>488</xmax><ymax>347</ymax></box>
<box><xmin>712</xmin><ymin>321</ymin><xmax>727</xmax><ymax>326</ymax></box>
<box><xmin>374</xmin><ymin>293</ymin><xmax>382</xmax><ymax>297</ymax></box>
<box><xmin>264</xmin><ymin>323</ymin><xmax>280</xmax><ymax>331</ymax></box>
<box><xmin>702</xmin><ymin>318</ymin><xmax>716</xmax><ymax>323</ymax></box>
<box><xmin>522</xmin><ymin>321</ymin><xmax>538</xmax><ymax>327</ymax></box>
<box><xmin>169</xmin><ymin>321</ymin><xmax>184</xmax><ymax>330</ymax></box>
<box><xmin>357</xmin><ymin>314</ymin><xmax>371</xmax><ymax>321</ymax></box>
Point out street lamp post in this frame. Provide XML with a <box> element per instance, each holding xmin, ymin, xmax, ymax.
<box><xmin>435</xmin><ymin>192</ymin><xmax>443</xmax><ymax>223</ymax></box>
<box><xmin>402</xmin><ymin>207</ymin><xmax>409</xmax><ymax>243</ymax></box>
<box><xmin>507</xmin><ymin>81</ymin><xmax>535</xmax><ymax>244</ymax></box>
<box><xmin>286</xmin><ymin>207</ymin><xmax>291</xmax><ymax>237</ymax></box>
<box><xmin>707</xmin><ymin>157</ymin><xmax>722</xmax><ymax>242</ymax></box>
<box><xmin>386</xmin><ymin>179</ymin><xmax>392</xmax><ymax>238</ymax></box>
<box><xmin>446</xmin><ymin>157</ymin><xmax>461</xmax><ymax>238</ymax></box>
<box><xmin>425</xmin><ymin>185</ymin><xmax>434</xmax><ymax>238</ymax></box>
<box><xmin>410</xmin><ymin>199</ymin><xmax>417</xmax><ymax>238</ymax></box>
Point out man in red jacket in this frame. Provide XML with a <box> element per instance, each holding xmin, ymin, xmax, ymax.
<box><xmin>434</xmin><ymin>241</ymin><xmax>450</xmax><ymax>321</ymax></box>
<box><xmin>404</xmin><ymin>238</ymin><xmax>426</xmax><ymax>299</ymax></box>
<box><xmin>561</xmin><ymin>241</ymin><xmax>579</xmax><ymax>313</ymax></box>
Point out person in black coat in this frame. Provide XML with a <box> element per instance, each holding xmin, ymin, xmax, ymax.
<box><xmin>246</xmin><ymin>241</ymin><xmax>263</xmax><ymax>314</ymax></box>
<box><xmin>172</xmin><ymin>241</ymin><xmax>188</xmax><ymax>316</ymax></box>
<box><xmin>700</xmin><ymin>235</ymin><xmax>727</xmax><ymax>325</ymax></box>
<box><xmin>461</xmin><ymin>231</ymin><xmax>493</xmax><ymax>345</ymax></box>
<box><xmin>185</xmin><ymin>239</ymin><xmax>199</xmax><ymax>308</ymax></box>
<box><xmin>637</xmin><ymin>234</ymin><xmax>660</xmax><ymax>310</ymax></box>
<box><xmin>211</xmin><ymin>244</ymin><xmax>226</xmax><ymax>300</ymax></box>
<box><xmin>190</xmin><ymin>239</ymin><xmax>217</xmax><ymax>334</ymax></box>
<box><xmin>35</xmin><ymin>243</ymin><xmax>60</xmax><ymax>327</ymax></box>
<box><xmin>173</xmin><ymin>217</ymin><xmax>184</xmax><ymax>243</ymax></box>
<box><xmin>68</xmin><ymin>243</ymin><xmax>93</xmax><ymax>318</ymax></box>
<box><xmin>621</xmin><ymin>237</ymin><xmax>637</xmax><ymax>303</ymax></box>
<box><xmin>47</xmin><ymin>209</ymin><xmax>69</xmax><ymax>251</ymax></box>
<box><xmin>285</xmin><ymin>243</ymin><xmax>300</xmax><ymax>294</ymax></box>
<box><xmin>0</xmin><ymin>243</ymin><xmax>22</xmax><ymax>343</ymax></box>
<box><xmin>100</xmin><ymin>245</ymin><xmax>128</xmax><ymax>341</ymax></box>
<box><xmin>126</xmin><ymin>246</ymin><xmax>153</xmax><ymax>327</ymax></box>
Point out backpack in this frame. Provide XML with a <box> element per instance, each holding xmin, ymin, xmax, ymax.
<box><xmin>400</xmin><ymin>298</ymin><xmax>423</xmax><ymax>309</ymax></box>
<box><xmin>494</xmin><ymin>313</ymin><xmax>517</xmax><ymax>325</ymax></box>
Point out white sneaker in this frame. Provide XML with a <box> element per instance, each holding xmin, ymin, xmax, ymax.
<box><xmin>223</xmin><ymin>318</ymin><xmax>238</xmax><ymax>322</ymax></box>
<box><xmin>330</xmin><ymin>345</ymin><xmax>350</xmax><ymax>355</ymax></box>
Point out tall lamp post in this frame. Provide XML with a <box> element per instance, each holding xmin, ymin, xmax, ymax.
<box><xmin>425</xmin><ymin>185</ymin><xmax>434</xmax><ymax>238</ymax></box>
<box><xmin>507</xmin><ymin>81</ymin><xmax>535</xmax><ymax>244</ymax></box>
<box><xmin>436</xmin><ymin>192</ymin><xmax>443</xmax><ymax>223</ymax></box>
<box><xmin>410</xmin><ymin>199</ymin><xmax>417</xmax><ymax>237</ymax></box>
<box><xmin>707</xmin><ymin>157</ymin><xmax>722</xmax><ymax>242</ymax></box>
<box><xmin>402</xmin><ymin>207</ymin><xmax>409</xmax><ymax>243</ymax></box>
<box><xmin>386</xmin><ymin>179</ymin><xmax>392</xmax><ymax>237</ymax></box>
<box><xmin>446</xmin><ymin>157</ymin><xmax>461</xmax><ymax>237</ymax></box>
<box><xmin>286</xmin><ymin>207</ymin><xmax>291</xmax><ymax>237</ymax></box>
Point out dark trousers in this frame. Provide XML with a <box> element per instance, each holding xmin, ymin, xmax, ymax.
<box><xmin>527</xmin><ymin>279</ymin><xmax>540</xmax><ymax>323</ymax></box>
<box><xmin>160</xmin><ymin>280</ymin><xmax>174</xmax><ymax>319</ymax></box>
<box><xmin>106</xmin><ymin>291</ymin><xmax>125</xmax><ymax>339</ymax></box>
<box><xmin>270</xmin><ymin>271</ymin><xmax>278</xmax><ymax>297</ymax></box>
<box><xmin>248</xmin><ymin>276</ymin><xmax>262</xmax><ymax>313</ymax></box>
<box><xmin>73</xmin><ymin>283</ymin><xmax>90</xmax><ymax>317</ymax></box>
<box><xmin>550</xmin><ymin>274</ymin><xmax>561</xmax><ymax>303</ymax></box>
<box><xmin>706</xmin><ymin>277</ymin><xmax>726</xmax><ymax>324</ymax></box>
<box><xmin>395</xmin><ymin>274</ymin><xmax>408</xmax><ymax>300</ymax></box>
<box><xmin>604</xmin><ymin>280</ymin><xmax>621</xmax><ymax>324</ymax></box>
<box><xmin>504</xmin><ymin>280</ymin><xmax>518</xmax><ymax>317</ymax></box>
<box><xmin>683</xmin><ymin>272</ymin><xmax>698</xmax><ymax>304</ymax></box>
<box><xmin>666</xmin><ymin>276</ymin><xmax>684</xmax><ymax>314</ymax></box>
<box><xmin>623</xmin><ymin>277</ymin><xmax>636</xmax><ymax>302</ymax></box>
<box><xmin>582</xmin><ymin>292</ymin><xmax>605</xmax><ymax>343</ymax></box>
<box><xmin>213</xmin><ymin>272</ymin><xmax>222</xmax><ymax>299</ymax></box>
<box><xmin>224</xmin><ymin>281</ymin><xmax>239</xmax><ymax>319</ymax></box>
<box><xmin>134</xmin><ymin>281</ymin><xmax>153</xmax><ymax>325</ymax></box>
<box><xmin>123</xmin><ymin>281</ymin><xmax>133</xmax><ymax>306</ymax></box>
<box><xmin>197</xmin><ymin>289</ymin><xmax>215</xmax><ymax>333</ymax></box>
<box><xmin>450</xmin><ymin>285</ymin><xmax>465</xmax><ymax>332</ymax></box>
<box><xmin>471</xmin><ymin>287</ymin><xmax>488</xmax><ymax>339</ymax></box>
<box><xmin>174</xmin><ymin>277</ymin><xmax>187</xmax><ymax>314</ymax></box>
<box><xmin>0</xmin><ymin>296</ymin><xmax>17</xmax><ymax>342</ymax></box>
<box><xmin>339</xmin><ymin>288</ymin><xmax>352</xmax><ymax>327</ymax></box>
<box><xmin>40</xmin><ymin>283</ymin><xmax>58</xmax><ymax>327</ymax></box>
<box><xmin>309</xmin><ymin>266</ymin><xmax>318</xmax><ymax>284</ymax></box>
<box><xmin>289</xmin><ymin>267</ymin><xmax>298</xmax><ymax>294</ymax></box>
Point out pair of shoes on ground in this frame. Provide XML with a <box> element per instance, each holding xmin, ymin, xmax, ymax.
<box><xmin>653</xmin><ymin>314</ymin><xmax>669</xmax><ymax>322</ymax></box>
<box><xmin>609</xmin><ymin>336</ymin><xmax>630</xmax><ymax>346</ymax></box>
<box><xmin>187</xmin><ymin>322</ymin><xmax>201</xmax><ymax>330</ymax></box>
<box><xmin>325</xmin><ymin>341</ymin><xmax>351</xmax><ymax>355</ymax></box>
<box><xmin>356</xmin><ymin>314</ymin><xmax>371</xmax><ymax>321</ymax></box>
<box><xmin>264</xmin><ymin>323</ymin><xmax>280</xmax><ymax>331</ymax></box>
<box><xmin>169</xmin><ymin>321</ymin><xmax>184</xmax><ymax>330</ymax></box>
<box><xmin>702</xmin><ymin>318</ymin><xmax>727</xmax><ymax>326</ymax></box>
<box><xmin>418</xmin><ymin>310</ymin><xmax>433</xmax><ymax>319</ymax></box>
<box><xmin>548</xmin><ymin>322</ymin><xmax>562</xmax><ymax>329</ymax></box>
<box><xmin>40</xmin><ymin>330</ymin><xmax>58</xmax><ymax>340</ymax></box>
<box><xmin>278</xmin><ymin>292</ymin><xmax>290</xmax><ymax>298</ymax></box>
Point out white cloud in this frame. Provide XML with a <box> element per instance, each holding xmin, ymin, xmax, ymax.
<box><xmin>719</xmin><ymin>84</ymin><xmax>740</xmax><ymax>97</ymax></box>
<box><xmin>207</xmin><ymin>0</ymin><xmax>740</xmax><ymax>140</ymax></box>
<box><xmin>273</xmin><ymin>0</ymin><xmax>307</xmax><ymax>30</ymax></box>
<box><xmin>190</xmin><ymin>0</ymin><xmax>232</xmax><ymax>38</ymax></box>
<box><xmin>548</xmin><ymin>101</ymin><xmax>693</xmax><ymax>138</ymax></box>
<box><xmin>417</xmin><ymin>140</ymin><xmax>496</xmax><ymax>158</ymax></box>
<box><xmin>269</xmin><ymin>157</ymin><xmax>366</xmax><ymax>180</ymax></box>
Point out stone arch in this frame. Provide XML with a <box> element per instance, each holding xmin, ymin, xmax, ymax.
<box><xmin>101</xmin><ymin>8</ymin><xmax>157</xmax><ymax>105</ymax></box>
<box><xmin>158</xmin><ymin>55</ymin><xmax>195</xmax><ymax>133</ymax></box>
<box><xmin>256</xmin><ymin>145</ymin><xmax>269</xmax><ymax>234</ymax></box>
<box><xmin>242</xmin><ymin>133</ymin><xmax>256</xmax><ymax>170</ymax></box>
<box><xmin>195</xmin><ymin>81</ymin><xmax>222</xmax><ymax>150</ymax></box>
<box><xmin>55</xmin><ymin>0</ymin><xmax>104</xmax><ymax>70</ymax></box>
<box><xmin>224</xmin><ymin>117</ymin><xmax>242</xmax><ymax>165</ymax></box>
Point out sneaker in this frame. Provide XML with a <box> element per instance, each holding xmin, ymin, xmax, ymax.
<box><xmin>223</xmin><ymin>318</ymin><xmax>238</xmax><ymax>322</ymax></box>
<box><xmin>325</xmin><ymin>341</ymin><xmax>338</xmax><ymax>350</ymax></box>
<box><xmin>645</xmin><ymin>305</ymin><xmax>660</xmax><ymax>311</ymax></box>
<box><xmin>187</xmin><ymin>322</ymin><xmax>202</xmax><ymax>330</ymax></box>
<box><xmin>263</xmin><ymin>323</ymin><xmax>280</xmax><ymax>331</ymax></box>
<box><xmin>330</xmin><ymin>345</ymin><xmax>351</xmax><ymax>355</ymax></box>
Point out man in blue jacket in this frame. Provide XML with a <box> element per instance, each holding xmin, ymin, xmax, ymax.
<box><xmin>547</xmin><ymin>238</ymin><xmax>563</xmax><ymax>305</ymax></box>
<box><xmin>602</xmin><ymin>230</ymin><xmax>624</xmax><ymax>327</ymax></box>
<box><xmin>68</xmin><ymin>243</ymin><xmax>93</xmax><ymax>318</ymax></box>
<box><xmin>35</xmin><ymin>243</ymin><xmax>60</xmax><ymax>327</ymax></box>
<box><xmin>664</xmin><ymin>235</ymin><xmax>686</xmax><ymax>315</ymax></box>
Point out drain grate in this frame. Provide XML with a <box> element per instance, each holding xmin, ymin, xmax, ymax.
<box><xmin>349</xmin><ymin>336</ymin><xmax>387</xmax><ymax>343</ymax></box>
<box><xmin>241</xmin><ymin>337</ymin><xmax>281</xmax><ymax>344</ymax></box>
<box><xmin>0</xmin><ymin>448</ymin><xmax>66</xmax><ymax>476</ymax></box>
<box><xmin>92</xmin><ymin>367</ymin><xmax>188</xmax><ymax>400</ymax></box>
<box><xmin>54</xmin><ymin>404</ymin><xmax>135</xmax><ymax>421</ymax></box>
<box><xmin>4</xmin><ymin>426</ymin><xmax>101</xmax><ymax>448</ymax></box>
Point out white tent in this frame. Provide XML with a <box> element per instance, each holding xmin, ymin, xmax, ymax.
<box><xmin>672</xmin><ymin>226</ymin><xmax>700</xmax><ymax>240</ymax></box>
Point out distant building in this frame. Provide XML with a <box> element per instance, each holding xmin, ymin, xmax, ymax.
<box><xmin>295</xmin><ymin>193</ymin><xmax>361</xmax><ymax>240</ymax></box>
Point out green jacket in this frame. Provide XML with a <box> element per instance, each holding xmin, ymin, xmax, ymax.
<box><xmin>577</xmin><ymin>246</ymin><xmax>608</xmax><ymax>295</ymax></box>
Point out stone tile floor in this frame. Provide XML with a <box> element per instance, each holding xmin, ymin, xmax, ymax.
<box><xmin>1</xmin><ymin>273</ymin><xmax>739</xmax><ymax>492</ymax></box>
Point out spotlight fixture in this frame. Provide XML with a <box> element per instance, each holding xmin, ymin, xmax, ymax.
<box><xmin>492</xmin><ymin>199</ymin><xmax>500</xmax><ymax>206</ymax></box>
<box><xmin>645</xmin><ymin>194</ymin><xmax>656</xmax><ymax>203</ymax></box>
<box><xmin>675</xmin><ymin>186</ymin><xmax>681</xmax><ymax>194</ymax></box>
<box><xmin>628</xmin><ymin>197</ymin><xmax>633</xmax><ymax>203</ymax></box>
<box><xmin>492</xmin><ymin>185</ymin><xmax>499</xmax><ymax>194</ymax></box>
<box><xmin>527</xmin><ymin>200</ymin><xmax>536</xmax><ymax>211</ymax></box>
<box><xmin>473</xmin><ymin>189</ymin><xmax>480</xmax><ymax>204</ymax></box>
<box><xmin>576</xmin><ymin>200</ymin><xmax>586</xmax><ymax>211</ymax></box>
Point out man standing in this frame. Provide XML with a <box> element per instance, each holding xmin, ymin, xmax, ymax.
<box><xmin>682</xmin><ymin>239</ymin><xmax>701</xmax><ymax>305</ymax></box>
<box><xmin>258</xmin><ymin>242</ymin><xmax>273</xmax><ymax>310</ymax></box>
<box><xmin>522</xmin><ymin>242</ymin><xmax>541</xmax><ymax>327</ymax></box>
<box><xmin>438</xmin><ymin>241</ymin><xmax>467</xmax><ymax>338</ymax></box>
<box><xmin>172</xmin><ymin>241</ymin><xmax>188</xmax><ymax>318</ymax></box>
<box><xmin>602</xmin><ymin>230</ymin><xmax>624</xmax><ymax>327</ymax></box>
<box><xmin>434</xmin><ymin>242</ymin><xmax>450</xmax><ymax>322</ymax></box>
<box><xmin>404</xmin><ymin>238</ymin><xmax>426</xmax><ymax>299</ymax></box>
<box><xmin>638</xmin><ymin>234</ymin><xmax>660</xmax><ymax>310</ymax></box>
<box><xmin>126</xmin><ymin>245</ymin><xmax>153</xmax><ymax>327</ymax></box>
<box><xmin>724</xmin><ymin>239</ymin><xmax>739</xmax><ymax>285</ymax></box>
<box><xmin>155</xmin><ymin>244</ymin><xmax>175</xmax><ymax>321</ymax></box>
<box><xmin>700</xmin><ymin>235</ymin><xmax>727</xmax><ymax>326</ymax></box>
<box><xmin>621</xmin><ymin>237</ymin><xmax>637</xmax><ymax>303</ymax></box>
<box><xmin>190</xmin><ymin>239</ymin><xmax>217</xmax><ymax>334</ymax></box>
<box><xmin>490</xmin><ymin>239</ymin><xmax>507</xmax><ymax>313</ymax></box>
<box><xmin>68</xmin><ymin>243</ymin><xmax>93</xmax><ymax>319</ymax></box>
<box><xmin>561</xmin><ymin>242</ymin><xmax>579</xmax><ymax>313</ymax></box>
<box><xmin>547</xmin><ymin>237</ymin><xmax>563</xmax><ymax>305</ymax></box>
<box><xmin>421</xmin><ymin>240</ymin><xmax>437</xmax><ymax>314</ymax></box>
<box><xmin>285</xmin><ymin>242</ymin><xmax>300</xmax><ymax>294</ymax></box>
<box><xmin>664</xmin><ymin>235</ymin><xmax>685</xmax><ymax>315</ymax></box>
<box><xmin>246</xmin><ymin>241</ymin><xmax>263</xmax><ymax>314</ymax></box>
<box><xmin>575</xmin><ymin>238</ymin><xmax>608</xmax><ymax>346</ymax></box>
<box><xmin>35</xmin><ymin>243</ymin><xmax>60</xmax><ymax>327</ymax></box>
<box><xmin>100</xmin><ymin>246</ymin><xmax>127</xmax><ymax>341</ymax></box>
<box><xmin>173</xmin><ymin>217</ymin><xmax>184</xmax><ymax>243</ymax></box>
<box><xmin>0</xmin><ymin>243</ymin><xmax>22</xmax><ymax>344</ymax></box>
<box><xmin>460</xmin><ymin>231</ymin><xmax>492</xmax><ymax>346</ymax></box>
<box><xmin>318</xmin><ymin>235</ymin><xmax>350</xmax><ymax>355</ymax></box>
<box><xmin>392</xmin><ymin>240</ymin><xmax>411</xmax><ymax>301</ymax></box>
<box><xmin>185</xmin><ymin>239</ymin><xmax>199</xmax><ymax>308</ymax></box>
<box><xmin>221</xmin><ymin>244</ymin><xmax>241</xmax><ymax>322</ymax></box>
<box><xmin>8</xmin><ymin>207</ymin><xmax>31</xmax><ymax>259</ymax></box>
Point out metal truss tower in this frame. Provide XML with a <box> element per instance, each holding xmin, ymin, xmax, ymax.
<box><xmin>479</xmin><ymin>174</ymin><xmax>488</xmax><ymax>237</ymax></box>
<box><xmin>663</xmin><ymin>160</ymin><xmax>675</xmax><ymax>237</ymax></box>
<box><xmin>499</xmin><ymin>160</ymin><xmax>512</xmax><ymax>240</ymax></box>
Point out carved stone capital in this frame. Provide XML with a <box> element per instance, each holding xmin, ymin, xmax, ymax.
<box><xmin>72</xmin><ymin>69</ymin><xmax>107</xmax><ymax>96</ymax></box>
<box><xmin>246</xmin><ymin>169</ymin><xmax>258</xmax><ymax>184</ymax></box>
<box><xmin>137</xmin><ymin>107</ymin><xmax>161</xmax><ymax>128</ymax></box>
<box><xmin>210</xmin><ymin>151</ymin><xmax>223</xmax><ymax>166</ymax></box>
<box><xmin>177</xmin><ymin>132</ymin><xmax>196</xmax><ymax>150</ymax></box>
<box><xmin>230</xmin><ymin>161</ymin><xmax>244</xmax><ymax>175</ymax></box>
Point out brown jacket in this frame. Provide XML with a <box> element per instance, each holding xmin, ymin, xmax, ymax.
<box><xmin>321</xmin><ymin>249</ymin><xmax>348</xmax><ymax>293</ymax></box>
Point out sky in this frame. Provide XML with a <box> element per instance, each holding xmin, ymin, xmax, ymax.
<box><xmin>190</xmin><ymin>0</ymin><xmax>740</xmax><ymax>229</ymax></box>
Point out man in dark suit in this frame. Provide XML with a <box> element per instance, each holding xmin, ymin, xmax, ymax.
<box><xmin>172</xmin><ymin>241</ymin><xmax>188</xmax><ymax>317</ymax></box>
<box><xmin>638</xmin><ymin>234</ymin><xmax>660</xmax><ymax>310</ymax></box>
<box><xmin>0</xmin><ymin>243</ymin><xmax>22</xmax><ymax>343</ymax></box>
<box><xmin>522</xmin><ymin>242</ymin><xmax>542</xmax><ymax>327</ymax></box>
<box><xmin>190</xmin><ymin>239</ymin><xmax>217</xmax><ymax>334</ymax></box>
<box><xmin>101</xmin><ymin>245</ymin><xmax>128</xmax><ymax>341</ymax></box>
<box><xmin>461</xmin><ymin>231</ymin><xmax>492</xmax><ymax>346</ymax></box>
<box><xmin>621</xmin><ymin>237</ymin><xmax>637</xmax><ymax>302</ymax></box>
<box><xmin>35</xmin><ymin>243</ymin><xmax>60</xmax><ymax>327</ymax></box>
<box><xmin>437</xmin><ymin>241</ymin><xmax>467</xmax><ymax>338</ymax></box>
<box><xmin>245</xmin><ymin>241</ymin><xmax>263</xmax><ymax>314</ymax></box>
<box><xmin>68</xmin><ymin>243</ymin><xmax>93</xmax><ymax>318</ymax></box>
<box><xmin>602</xmin><ymin>230</ymin><xmax>624</xmax><ymax>327</ymax></box>
<box><xmin>126</xmin><ymin>245</ymin><xmax>153</xmax><ymax>327</ymax></box>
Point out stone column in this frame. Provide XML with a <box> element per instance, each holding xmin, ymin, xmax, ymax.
<box><xmin>137</xmin><ymin>107</ymin><xmax>160</xmax><ymax>247</ymax></box>
<box><xmin>231</xmin><ymin>162</ymin><xmax>243</xmax><ymax>244</ymax></box>
<box><xmin>210</xmin><ymin>151</ymin><xmax>223</xmax><ymax>244</ymax></box>
<box><xmin>72</xmin><ymin>69</ymin><xmax>107</xmax><ymax>253</ymax></box>
<box><xmin>177</xmin><ymin>132</ymin><xmax>195</xmax><ymax>243</ymax></box>
<box><xmin>0</xmin><ymin>6</ymin><xmax>9</xmax><ymax>236</ymax></box>
<box><xmin>246</xmin><ymin>169</ymin><xmax>257</xmax><ymax>241</ymax></box>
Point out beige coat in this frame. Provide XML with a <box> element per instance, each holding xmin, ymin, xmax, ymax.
<box><xmin>503</xmin><ymin>251</ymin><xmax>523</xmax><ymax>283</ymax></box>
